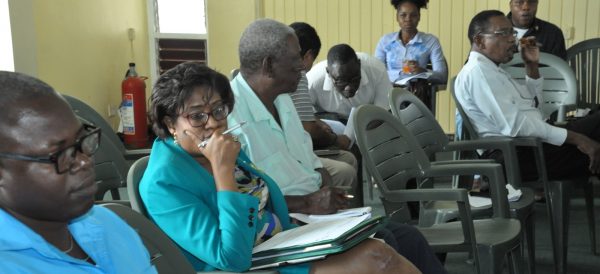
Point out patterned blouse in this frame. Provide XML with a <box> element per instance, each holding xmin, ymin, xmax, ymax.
<box><xmin>234</xmin><ymin>165</ymin><xmax>283</xmax><ymax>245</ymax></box>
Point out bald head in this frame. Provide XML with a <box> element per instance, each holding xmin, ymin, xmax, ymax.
<box><xmin>0</xmin><ymin>71</ymin><xmax>68</xmax><ymax>149</ymax></box>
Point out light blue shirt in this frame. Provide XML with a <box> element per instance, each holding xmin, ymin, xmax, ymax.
<box><xmin>228</xmin><ymin>74</ymin><xmax>323</xmax><ymax>196</ymax></box>
<box><xmin>375</xmin><ymin>31</ymin><xmax>448</xmax><ymax>84</ymax></box>
<box><xmin>0</xmin><ymin>206</ymin><xmax>156</xmax><ymax>274</ymax></box>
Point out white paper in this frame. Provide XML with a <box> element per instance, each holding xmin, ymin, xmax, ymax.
<box><xmin>322</xmin><ymin>119</ymin><xmax>345</xmax><ymax>135</ymax></box>
<box><xmin>468</xmin><ymin>195</ymin><xmax>492</xmax><ymax>208</ymax></box>
<box><xmin>343</xmin><ymin>107</ymin><xmax>357</xmax><ymax>147</ymax></box>
<box><xmin>290</xmin><ymin>207</ymin><xmax>372</xmax><ymax>224</ymax></box>
<box><xmin>506</xmin><ymin>184</ymin><xmax>522</xmax><ymax>202</ymax></box>
<box><xmin>252</xmin><ymin>214</ymin><xmax>370</xmax><ymax>254</ymax></box>
<box><xmin>394</xmin><ymin>71</ymin><xmax>433</xmax><ymax>86</ymax></box>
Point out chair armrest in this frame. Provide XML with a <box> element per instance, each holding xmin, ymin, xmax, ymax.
<box><xmin>124</xmin><ymin>149</ymin><xmax>151</xmax><ymax>160</ymax></box>
<box><xmin>314</xmin><ymin>149</ymin><xmax>341</xmax><ymax>157</ymax></box>
<box><xmin>424</xmin><ymin>163</ymin><xmax>510</xmax><ymax>218</ymax></box>
<box><xmin>431</xmin><ymin>159</ymin><xmax>495</xmax><ymax>166</ymax></box>
<box><xmin>383</xmin><ymin>188</ymin><xmax>469</xmax><ymax>203</ymax></box>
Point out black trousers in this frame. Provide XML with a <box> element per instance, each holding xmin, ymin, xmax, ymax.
<box><xmin>484</xmin><ymin>112</ymin><xmax>600</xmax><ymax>181</ymax></box>
<box><xmin>375</xmin><ymin>221</ymin><xmax>447</xmax><ymax>274</ymax></box>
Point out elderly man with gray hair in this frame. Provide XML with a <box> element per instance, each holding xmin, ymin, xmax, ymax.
<box><xmin>227</xmin><ymin>18</ymin><xmax>447</xmax><ymax>274</ymax></box>
<box><xmin>228</xmin><ymin>18</ymin><xmax>354</xmax><ymax>215</ymax></box>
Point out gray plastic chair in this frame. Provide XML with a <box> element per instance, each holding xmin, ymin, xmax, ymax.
<box><xmin>353</xmin><ymin>104</ymin><xmax>523</xmax><ymax>274</ymax></box>
<box><xmin>391</xmin><ymin>88</ymin><xmax>537</xmax><ymax>274</ymax></box>
<box><xmin>500</xmin><ymin>52</ymin><xmax>577</xmax><ymax>120</ymax></box>
<box><xmin>101</xmin><ymin>203</ymin><xmax>198</xmax><ymax>274</ymax></box>
<box><xmin>127</xmin><ymin>156</ymin><xmax>151</xmax><ymax>218</ymax></box>
<box><xmin>567</xmin><ymin>38</ymin><xmax>600</xmax><ymax>108</ymax></box>
<box><xmin>450</xmin><ymin>77</ymin><xmax>597</xmax><ymax>273</ymax></box>
<box><xmin>63</xmin><ymin>94</ymin><xmax>149</xmax><ymax>200</ymax></box>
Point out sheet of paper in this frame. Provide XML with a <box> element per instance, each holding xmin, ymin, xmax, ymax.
<box><xmin>394</xmin><ymin>71</ymin><xmax>433</xmax><ymax>86</ymax></box>
<box><xmin>252</xmin><ymin>214</ymin><xmax>370</xmax><ymax>254</ymax></box>
<box><xmin>468</xmin><ymin>195</ymin><xmax>492</xmax><ymax>208</ymax></box>
<box><xmin>322</xmin><ymin>119</ymin><xmax>345</xmax><ymax>135</ymax></box>
<box><xmin>343</xmin><ymin>107</ymin><xmax>357</xmax><ymax>147</ymax></box>
<box><xmin>290</xmin><ymin>207</ymin><xmax>372</xmax><ymax>223</ymax></box>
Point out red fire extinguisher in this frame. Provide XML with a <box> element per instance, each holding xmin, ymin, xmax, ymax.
<box><xmin>121</xmin><ymin>62</ymin><xmax>148</xmax><ymax>148</ymax></box>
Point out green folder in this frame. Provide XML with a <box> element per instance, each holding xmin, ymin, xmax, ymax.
<box><xmin>250</xmin><ymin>216</ymin><xmax>388</xmax><ymax>270</ymax></box>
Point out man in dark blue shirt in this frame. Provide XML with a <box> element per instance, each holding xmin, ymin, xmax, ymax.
<box><xmin>507</xmin><ymin>0</ymin><xmax>567</xmax><ymax>60</ymax></box>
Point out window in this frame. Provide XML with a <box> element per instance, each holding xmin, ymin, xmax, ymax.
<box><xmin>147</xmin><ymin>0</ymin><xmax>207</xmax><ymax>82</ymax></box>
<box><xmin>0</xmin><ymin>0</ymin><xmax>14</xmax><ymax>71</ymax></box>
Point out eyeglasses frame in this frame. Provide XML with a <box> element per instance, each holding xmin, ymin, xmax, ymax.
<box><xmin>0</xmin><ymin>124</ymin><xmax>101</xmax><ymax>174</ymax></box>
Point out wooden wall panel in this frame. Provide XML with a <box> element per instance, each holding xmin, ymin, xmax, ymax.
<box><xmin>260</xmin><ymin>0</ymin><xmax>600</xmax><ymax>132</ymax></box>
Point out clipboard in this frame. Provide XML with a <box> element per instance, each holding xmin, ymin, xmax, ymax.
<box><xmin>250</xmin><ymin>216</ymin><xmax>388</xmax><ymax>270</ymax></box>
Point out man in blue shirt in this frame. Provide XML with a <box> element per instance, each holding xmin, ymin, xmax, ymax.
<box><xmin>0</xmin><ymin>71</ymin><xmax>156</xmax><ymax>273</ymax></box>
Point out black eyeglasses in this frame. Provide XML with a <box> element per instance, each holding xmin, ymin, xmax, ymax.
<box><xmin>331</xmin><ymin>74</ymin><xmax>361</xmax><ymax>89</ymax></box>
<box><xmin>0</xmin><ymin>124</ymin><xmax>101</xmax><ymax>174</ymax></box>
<box><xmin>183</xmin><ymin>104</ymin><xmax>230</xmax><ymax>127</ymax></box>
<box><xmin>478</xmin><ymin>29</ymin><xmax>518</xmax><ymax>38</ymax></box>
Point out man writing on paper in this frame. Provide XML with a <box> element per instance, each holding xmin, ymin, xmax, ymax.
<box><xmin>288</xmin><ymin>22</ymin><xmax>359</xmax><ymax>194</ymax></box>
<box><xmin>306</xmin><ymin>44</ymin><xmax>392</xmax><ymax>123</ymax></box>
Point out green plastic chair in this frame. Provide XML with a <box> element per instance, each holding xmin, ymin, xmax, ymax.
<box><xmin>450</xmin><ymin>76</ymin><xmax>597</xmax><ymax>274</ymax></box>
<box><xmin>391</xmin><ymin>88</ymin><xmax>536</xmax><ymax>274</ymax></box>
<box><xmin>566</xmin><ymin>38</ymin><xmax>600</xmax><ymax>108</ymax></box>
<box><xmin>500</xmin><ymin>52</ymin><xmax>578</xmax><ymax>120</ymax></box>
<box><xmin>63</xmin><ymin>94</ymin><xmax>149</xmax><ymax>200</ymax></box>
<box><xmin>353</xmin><ymin>104</ymin><xmax>523</xmax><ymax>274</ymax></box>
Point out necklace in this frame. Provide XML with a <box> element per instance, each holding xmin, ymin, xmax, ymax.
<box><xmin>60</xmin><ymin>233</ymin><xmax>74</xmax><ymax>253</ymax></box>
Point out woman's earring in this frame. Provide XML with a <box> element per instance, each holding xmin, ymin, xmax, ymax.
<box><xmin>173</xmin><ymin>132</ymin><xmax>179</xmax><ymax>146</ymax></box>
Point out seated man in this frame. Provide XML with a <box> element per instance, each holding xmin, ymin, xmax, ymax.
<box><xmin>455</xmin><ymin>10</ymin><xmax>600</xmax><ymax>181</ymax></box>
<box><xmin>508</xmin><ymin>0</ymin><xmax>567</xmax><ymax>59</ymax></box>
<box><xmin>0</xmin><ymin>71</ymin><xmax>156</xmax><ymax>273</ymax></box>
<box><xmin>290</xmin><ymin>22</ymin><xmax>354</xmax><ymax>151</ymax></box>
<box><xmin>289</xmin><ymin>22</ymin><xmax>358</xmax><ymax>195</ymax></box>
<box><xmin>228</xmin><ymin>18</ymin><xmax>446</xmax><ymax>274</ymax></box>
<box><xmin>307</xmin><ymin>44</ymin><xmax>392</xmax><ymax>122</ymax></box>
<box><xmin>228</xmin><ymin>19</ymin><xmax>354</xmax><ymax>215</ymax></box>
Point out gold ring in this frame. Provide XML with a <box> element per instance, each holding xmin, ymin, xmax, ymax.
<box><xmin>232</xmin><ymin>135</ymin><xmax>239</xmax><ymax>142</ymax></box>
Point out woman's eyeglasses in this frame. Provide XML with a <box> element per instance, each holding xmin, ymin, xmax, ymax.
<box><xmin>0</xmin><ymin>124</ymin><xmax>101</xmax><ymax>174</ymax></box>
<box><xmin>183</xmin><ymin>104</ymin><xmax>230</xmax><ymax>127</ymax></box>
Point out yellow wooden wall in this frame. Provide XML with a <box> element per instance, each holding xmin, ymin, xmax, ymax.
<box><xmin>260</xmin><ymin>0</ymin><xmax>600</xmax><ymax>133</ymax></box>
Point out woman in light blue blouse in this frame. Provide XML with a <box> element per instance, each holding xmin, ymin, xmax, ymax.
<box><xmin>375</xmin><ymin>0</ymin><xmax>448</xmax><ymax>107</ymax></box>
<box><xmin>140</xmin><ymin>62</ymin><xmax>420</xmax><ymax>274</ymax></box>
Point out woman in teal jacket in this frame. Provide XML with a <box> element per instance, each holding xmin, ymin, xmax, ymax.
<box><xmin>140</xmin><ymin>62</ymin><xmax>419</xmax><ymax>274</ymax></box>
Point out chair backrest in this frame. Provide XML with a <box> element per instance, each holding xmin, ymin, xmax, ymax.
<box><xmin>353</xmin><ymin>104</ymin><xmax>432</xmax><ymax>199</ymax></box>
<box><xmin>449</xmin><ymin>76</ymin><xmax>480</xmax><ymax>140</ymax></box>
<box><xmin>500</xmin><ymin>52</ymin><xmax>577</xmax><ymax>118</ymax></box>
<box><xmin>127</xmin><ymin>156</ymin><xmax>151</xmax><ymax>217</ymax></box>
<box><xmin>567</xmin><ymin>38</ymin><xmax>600</xmax><ymax>107</ymax></box>
<box><xmin>389</xmin><ymin>87</ymin><xmax>450</xmax><ymax>159</ymax></box>
<box><xmin>101</xmin><ymin>203</ymin><xmax>197</xmax><ymax>274</ymax></box>
<box><xmin>63</xmin><ymin>94</ymin><xmax>126</xmax><ymax>154</ymax></box>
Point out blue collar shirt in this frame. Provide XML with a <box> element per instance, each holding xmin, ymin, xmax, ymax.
<box><xmin>0</xmin><ymin>206</ymin><xmax>157</xmax><ymax>274</ymax></box>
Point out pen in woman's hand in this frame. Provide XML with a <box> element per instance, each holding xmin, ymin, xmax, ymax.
<box><xmin>222</xmin><ymin>121</ymin><xmax>246</xmax><ymax>135</ymax></box>
<box><xmin>196</xmin><ymin>121</ymin><xmax>246</xmax><ymax>149</ymax></box>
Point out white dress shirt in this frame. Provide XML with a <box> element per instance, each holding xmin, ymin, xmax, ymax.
<box><xmin>455</xmin><ymin>51</ymin><xmax>567</xmax><ymax>146</ymax></box>
<box><xmin>306</xmin><ymin>52</ymin><xmax>392</xmax><ymax>119</ymax></box>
